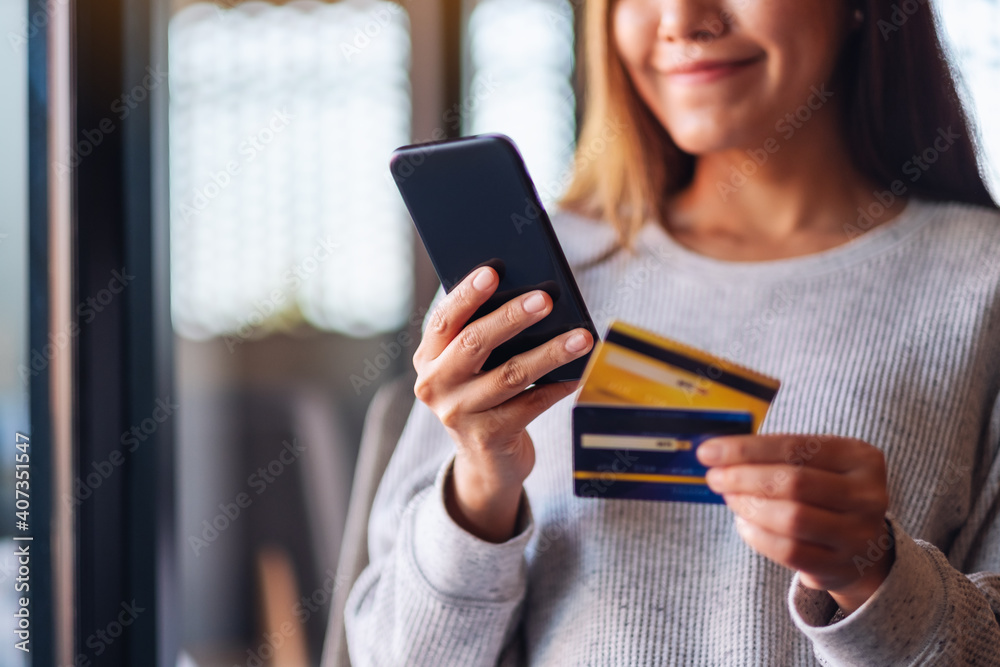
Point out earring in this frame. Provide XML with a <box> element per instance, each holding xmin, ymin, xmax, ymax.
<box><xmin>854</xmin><ymin>8</ymin><xmax>865</xmax><ymax>24</ymax></box>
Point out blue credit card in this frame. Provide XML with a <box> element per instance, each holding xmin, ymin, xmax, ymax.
<box><xmin>572</xmin><ymin>406</ymin><xmax>754</xmax><ymax>503</ymax></box>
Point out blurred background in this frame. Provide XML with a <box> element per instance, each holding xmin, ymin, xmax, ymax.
<box><xmin>165</xmin><ymin>0</ymin><xmax>1000</xmax><ymax>663</ymax></box>
<box><xmin>167</xmin><ymin>0</ymin><xmax>581</xmax><ymax>663</ymax></box>
<box><xmin>1</xmin><ymin>0</ymin><xmax>998</xmax><ymax>665</ymax></box>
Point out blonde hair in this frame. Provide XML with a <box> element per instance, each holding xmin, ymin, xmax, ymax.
<box><xmin>558</xmin><ymin>0</ymin><xmax>694</xmax><ymax>249</ymax></box>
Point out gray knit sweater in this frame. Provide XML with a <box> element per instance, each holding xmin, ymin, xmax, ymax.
<box><xmin>345</xmin><ymin>199</ymin><xmax>1000</xmax><ymax>666</ymax></box>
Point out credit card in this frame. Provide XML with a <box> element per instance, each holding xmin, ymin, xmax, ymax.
<box><xmin>573</xmin><ymin>406</ymin><xmax>754</xmax><ymax>503</ymax></box>
<box><xmin>577</xmin><ymin>320</ymin><xmax>780</xmax><ymax>432</ymax></box>
<box><xmin>572</xmin><ymin>320</ymin><xmax>781</xmax><ymax>503</ymax></box>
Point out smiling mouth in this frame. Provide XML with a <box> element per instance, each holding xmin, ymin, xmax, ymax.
<box><xmin>661</xmin><ymin>54</ymin><xmax>765</xmax><ymax>84</ymax></box>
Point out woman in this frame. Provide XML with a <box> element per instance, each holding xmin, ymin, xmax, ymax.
<box><xmin>345</xmin><ymin>0</ymin><xmax>1000</xmax><ymax>664</ymax></box>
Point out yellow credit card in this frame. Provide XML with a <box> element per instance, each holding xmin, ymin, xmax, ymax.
<box><xmin>577</xmin><ymin>320</ymin><xmax>780</xmax><ymax>432</ymax></box>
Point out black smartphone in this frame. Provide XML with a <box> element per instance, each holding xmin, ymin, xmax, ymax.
<box><xmin>389</xmin><ymin>133</ymin><xmax>598</xmax><ymax>383</ymax></box>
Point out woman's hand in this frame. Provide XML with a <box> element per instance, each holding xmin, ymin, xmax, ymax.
<box><xmin>412</xmin><ymin>265</ymin><xmax>594</xmax><ymax>543</ymax></box>
<box><xmin>696</xmin><ymin>433</ymin><xmax>894</xmax><ymax>614</ymax></box>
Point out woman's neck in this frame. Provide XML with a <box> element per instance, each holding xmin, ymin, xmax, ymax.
<box><xmin>666</xmin><ymin>110</ymin><xmax>908</xmax><ymax>261</ymax></box>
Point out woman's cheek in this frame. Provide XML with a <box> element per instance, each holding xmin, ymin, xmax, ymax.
<box><xmin>612</xmin><ymin>3</ymin><xmax>656</xmax><ymax>66</ymax></box>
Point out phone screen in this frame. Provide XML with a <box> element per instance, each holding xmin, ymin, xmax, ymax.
<box><xmin>390</xmin><ymin>134</ymin><xmax>597</xmax><ymax>383</ymax></box>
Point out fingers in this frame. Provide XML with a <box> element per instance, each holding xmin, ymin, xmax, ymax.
<box><xmin>492</xmin><ymin>379</ymin><xmax>581</xmax><ymax>429</ymax></box>
<box><xmin>433</xmin><ymin>289</ymin><xmax>557</xmax><ymax>382</ymax></box>
<box><xmin>723</xmin><ymin>495</ymin><xmax>866</xmax><ymax>549</ymax></box>
<box><xmin>697</xmin><ymin>433</ymin><xmax>876</xmax><ymax>473</ymax></box>
<box><xmin>415</xmin><ymin>266</ymin><xmax>499</xmax><ymax>362</ymax></box>
<box><xmin>705</xmin><ymin>464</ymin><xmax>860</xmax><ymax>512</ymax></box>
<box><xmin>704</xmin><ymin>434</ymin><xmax>894</xmax><ymax>603</ymax></box>
<box><xmin>458</xmin><ymin>381</ymin><xmax>580</xmax><ymax>452</ymax></box>
<box><xmin>729</xmin><ymin>502</ymin><xmax>888</xmax><ymax>593</ymax></box>
<box><xmin>461</xmin><ymin>329</ymin><xmax>594</xmax><ymax>412</ymax></box>
<box><xmin>731</xmin><ymin>516</ymin><xmax>839</xmax><ymax>574</ymax></box>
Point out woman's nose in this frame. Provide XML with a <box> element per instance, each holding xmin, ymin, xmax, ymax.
<box><xmin>655</xmin><ymin>0</ymin><xmax>729</xmax><ymax>44</ymax></box>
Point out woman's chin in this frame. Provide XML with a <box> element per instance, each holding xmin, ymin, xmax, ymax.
<box><xmin>668</xmin><ymin>134</ymin><xmax>738</xmax><ymax>158</ymax></box>
<box><xmin>664</xmin><ymin>118</ymin><xmax>768</xmax><ymax>159</ymax></box>
<box><xmin>660</xmin><ymin>117</ymin><xmax>743</xmax><ymax>157</ymax></box>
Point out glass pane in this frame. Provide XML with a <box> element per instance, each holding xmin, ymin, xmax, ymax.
<box><xmin>937</xmin><ymin>0</ymin><xmax>1000</xmax><ymax>197</ymax></box>
<box><xmin>0</xmin><ymin>0</ymin><xmax>30</xmax><ymax>663</ymax></box>
<box><xmin>466</xmin><ymin>0</ymin><xmax>577</xmax><ymax>206</ymax></box>
<box><xmin>169</xmin><ymin>0</ymin><xmax>413</xmax><ymax>341</ymax></box>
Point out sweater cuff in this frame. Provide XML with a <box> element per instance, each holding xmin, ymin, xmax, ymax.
<box><xmin>410</xmin><ymin>453</ymin><xmax>534</xmax><ymax>602</ymax></box>
<box><xmin>788</xmin><ymin>517</ymin><xmax>947</xmax><ymax>664</ymax></box>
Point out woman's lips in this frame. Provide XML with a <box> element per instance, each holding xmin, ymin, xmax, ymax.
<box><xmin>661</xmin><ymin>54</ymin><xmax>765</xmax><ymax>84</ymax></box>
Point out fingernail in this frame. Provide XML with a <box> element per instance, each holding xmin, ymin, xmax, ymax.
<box><xmin>523</xmin><ymin>292</ymin><xmax>546</xmax><ymax>313</ymax></box>
<box><xmin>565</xmin><ymin>332</ymin><xmax>589</xmax><ymax>353</ymax></box>
<box><xmin>472</xmin><ymin>268</ymin><xmax>495</xmax><ymax>291</ymax></box>
<box><xmin>705</xmin><ymin>467</ymin><xmax>722</xmax><ymax>489</ymax></box>
<box><xmin>734</xmin><ymin>515</ymin><xmax>749</xmax><ymax>531</ymax></box>
<box><xmin>697</xmin><ymin>441</ymin><xmax>722</xmax><ymax>465</ymax></box>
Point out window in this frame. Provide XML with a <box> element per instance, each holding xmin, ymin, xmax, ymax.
<box><xmin>169</xmin><ymin>0</ymin><xmax>413</xmax><ymax>341</ymax></box>
<box><xmin>936</xmin><ymin>0</ymin><xmax>1000</xmax><ymax>197</ymax></box>
<box><xmin>465</xmin><ymin>0</ymin><xmax>578</xmax><ymax>206</ymax></box>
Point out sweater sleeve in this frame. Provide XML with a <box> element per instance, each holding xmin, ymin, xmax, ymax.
<box><xmin>343</xmin><ymin>374</ymin><xmax>536</xmax><ymax>666</ymax></box>
<box><xmin>787</xmin><ymin>390</ymin><xmax>1000</xmax><ymax>665</ymax></box>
